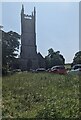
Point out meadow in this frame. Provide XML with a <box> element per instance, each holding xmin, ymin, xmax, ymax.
<box><xmin>2</xmin><ymin>72</ymin><xmax>80</xmax><ymax>119</ymax></box>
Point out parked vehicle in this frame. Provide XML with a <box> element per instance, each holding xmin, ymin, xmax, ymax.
<box><xmin>46</xmin><ymin>68</ymin><xmax>51</xmax><ymax>72</ymax></box>
<box><xmin>68</xmin><ymin>64</ymin><xmax>81</xmax><ymax>74</ymax></box>
<box><xmin>36</xmin><ymin>68</ymin><xmax>46</xmax><ymax>72</ymax></box>
<box><xmin>49</xmin><ymin>65</ymin><xmax>67</xmax><ymax>74</ymax></box>
<box><xmin>30</xmin><ymin>69</ymin><xmax>36</xmax><ymax>72</ymax></box>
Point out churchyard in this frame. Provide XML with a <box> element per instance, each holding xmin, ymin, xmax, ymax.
<box><xmin>1</xmin><ymin>2</ymin><xmax>81</xmax><ymax>119</ymax></box>
<box><xmin>2</xmin><ymin>72</ymin><xmax>80</xmax><ymax>119</ymax></box>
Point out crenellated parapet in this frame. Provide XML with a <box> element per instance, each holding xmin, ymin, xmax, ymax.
<box><xmin>21</xmin><ymin>5</ymin><xmax>36</xmax><ymax>20</ymax></box>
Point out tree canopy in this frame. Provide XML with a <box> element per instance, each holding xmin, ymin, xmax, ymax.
<box><xmin>45</xmin><ymin>48</ymin><xmax>65</xmax><ymax>69</ymax></box>
<box><xmin>72</xmin><ymin>51</ymin><xmax>81</xmax><ymax>67</ymax></box>
<box><xmin>2</xmin><ymin>30</ymin><xmax>20</xmax><ymax>74</ymax></box>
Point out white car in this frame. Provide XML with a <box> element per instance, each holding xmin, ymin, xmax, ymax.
<box><xmin>68</xmin><ymin>64</ymin><xmax>81</xmax><ymax>74</ymax></box>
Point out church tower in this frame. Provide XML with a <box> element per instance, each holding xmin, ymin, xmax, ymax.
<box><xmin>20</xmin><ymin>5</ymin><xmax>38</xmax><ymax>70</ymax></box>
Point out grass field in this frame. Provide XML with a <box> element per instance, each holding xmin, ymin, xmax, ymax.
<box><xmin>2</xmin><ymin>72</ymin><xmax>80</xmax><ymax>119</ymax></box>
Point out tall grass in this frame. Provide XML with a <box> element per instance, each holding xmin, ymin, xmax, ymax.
<box><xmin>2</xmin><ymin>72</ymin><xmax>79</xmax><ymax>118</ymax></box>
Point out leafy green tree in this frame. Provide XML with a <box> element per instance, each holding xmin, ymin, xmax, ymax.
<box><xmin>48</xmin><ymin>48</ymin><xmax>54</xmax><ymax>58</ymax></box>
<box><xmin>2</xmin><ymin>30</ymin><xmax>20</xmax><ymax>74</ymax></box>
<box><xmin>72</xmin><ymin>51</ymin><xmax>81</xmax><ymax>67</ymax></box>
<box><xmin>45</xmin><ymin>48</ymin><xmax>65</xmax><ymax>69</ymax></box>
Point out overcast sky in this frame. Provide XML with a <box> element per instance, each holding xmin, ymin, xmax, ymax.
<box><xmin>1</xmin><ymin>2</ymin><xmax>79</xmax><ymax>63</ymax></box>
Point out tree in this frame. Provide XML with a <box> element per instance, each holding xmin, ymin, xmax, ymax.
<box><xmin>45</xmin><ymin>48</ymin><xmax>65</xmax><ymax>69</ymax></box>
<box><xmin>48</xmin><ymin>48</ymin><xmax>54</xmax><ymax>58</ymax></box>
<box><xmin>2</xmin><ymin>30</ymin><xmax>20</xmax><ymax>74</ymax></box>
<box><xmin>72</xmin><ymin>51</ymin><xmax>81</xmax><ymax>67</ymax></box>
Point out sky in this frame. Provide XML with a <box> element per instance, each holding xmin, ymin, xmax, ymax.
<box><xmin>1</xmin><ymin>1</ymin><xmax>79</xmax><ymax>63</ymax></box>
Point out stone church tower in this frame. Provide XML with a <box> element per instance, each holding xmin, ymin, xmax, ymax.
<box><xmin>20</xmin><ymin>5</ymin><xmax>39</xmax><ymax>70</ymax></box>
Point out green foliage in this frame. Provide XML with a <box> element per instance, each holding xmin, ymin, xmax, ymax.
<box><xmin>72</xmin><ymin>51</ymin><xmax>81</xmax><ymax>66</ymax></box>
<box><xmin>36</xmin><ymin>100</ymin><xmax>62</xmax><ymax>119</ymax></box>
<box><xmin>2</xmin><ymin>72</ymin><xmax>79</xmax><ymax>118</ymax></box>
<box><xmin>45</xmin><ymin>48</ymin><xmax>65</xmax><ymax>69</ymax></box>
<box><xmin>2</xmin><ymin>30</ymin><xmax>20</xmax><ymax>75</ymax></box>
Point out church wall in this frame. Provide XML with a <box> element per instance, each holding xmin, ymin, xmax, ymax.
<box><xmin>23</xmin><ymin>19</ymin><xmax>34</xmax><ymax>33</ymax></box>
<box><xmin>37</xmin><ymin>53</ymin><xmax>46</xmax><ymax>68</ymax></box>
<box><xmin>21</xmin><ymin>46</ymin><xmax>37</xmax><ymax>59</ymax></box>
<box><xmin>21</xmin><ymin>33</ymin><xmax>35</xmax><ymax>46</ymax></box>
<box><xmin>20</xmin><ymin>58</ymin><xmax>38</xmax><ymax>71</ymax></box>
